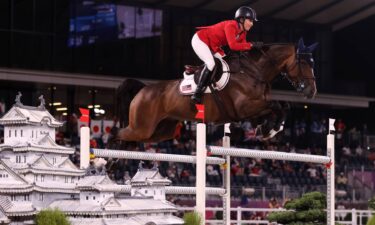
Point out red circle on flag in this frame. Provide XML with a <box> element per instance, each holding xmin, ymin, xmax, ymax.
<box><xmin>93</xmin><ymin>125</ymin><xmax>99</xmax><ymax>133</ymax></box>
<box><xmin>105</xmin><ymin>126</ymin><xmax>111</xmax><ymax>133</ymax></box>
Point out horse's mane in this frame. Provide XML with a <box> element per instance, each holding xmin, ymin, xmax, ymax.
<box><xmin>263</xmin><ymin>42</ymin><xmax>294</xmax><ymax>47</ymax></box>
<box><xmin>226</xmin><ymin>42</ymin><xmax>295</xmax><ymax>64</ymax></box>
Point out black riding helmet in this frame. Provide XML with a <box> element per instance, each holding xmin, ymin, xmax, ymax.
<box><xmin>235</xmin><ymin>6</ymin><xmax>258</xmax><ymax>22</ymax></box>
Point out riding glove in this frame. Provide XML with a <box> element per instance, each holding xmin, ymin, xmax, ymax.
<box><xmin>251</xmin><ymin>42</ymin><xmax>264</xmax><ymax>50</ymax></box>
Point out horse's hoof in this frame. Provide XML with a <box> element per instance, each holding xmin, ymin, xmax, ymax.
<box><xmin>263</xmin><ymin>125</ymin><xmax>284</xmax><ymax>140</ymax></box>
<box><xmin>261</xmin><ymin>130</ymin><xmax>276</xmax><ymax>141</ymax></box>
<box><xmin>273</xmin><ymin>123</ymin><xmax>285</xmax><ymax>133</ymax></box>
<box><xmin>268</xmin><ymin>129</ymin><xmax>278</xmax><ymax>138</ymax></box>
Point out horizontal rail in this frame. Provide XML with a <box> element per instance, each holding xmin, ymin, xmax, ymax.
<box><xmin>207</xmin><ymin>146</ymin><xmax>331</xmax><ymax>164</ymax></box>
<box><xmin>118</xmin><ymin>185</ymin><xmax>225</xmax><ymax>195</ymax></box>
<box><xmin>92</xmin><ymin>148</ymin><xmax>225</xmax><ymax>165</ymax></box>
<box><xmin>166</xmin><ymin>186</ymin><xmax>225</xmax><ymax>195</ymax></box>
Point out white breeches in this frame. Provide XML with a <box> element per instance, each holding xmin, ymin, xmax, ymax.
<box><xmin>191</xmin><ymin>33</ymin><xmax>215</xmax><ymax>71</ymax></box>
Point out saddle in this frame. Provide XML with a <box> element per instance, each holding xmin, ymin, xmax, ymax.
<box><xmin>179</xmin><ymin>58</ymin><xmax>230</xmax><ymax>95</ymax></box>
<box><xmin>184</xmin><ymin>58</ymin><xmax>223</xmax><ymax>84</ymax></box>
<box><xmin>184</xmin><ymin>65</ymin><xmax>203</xmax><ymax>75</ymax></box>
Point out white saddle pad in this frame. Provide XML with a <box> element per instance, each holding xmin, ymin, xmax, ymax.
<box><xmin>179</xmin><ymin>57</ymin><xmax>230</xmax><ymax>95</ymax></box>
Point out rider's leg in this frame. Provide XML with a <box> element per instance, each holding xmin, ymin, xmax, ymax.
<box><xmin>191</xmin><ymin>33</ymin><xmax>215</xmax><ymax>104</ymax></box>
<box><xmin>192</xmin><ymin>66</ymin><xmax>213</xmax><ymax>104</ymax></box>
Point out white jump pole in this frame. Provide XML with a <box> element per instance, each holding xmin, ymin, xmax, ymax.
<box><xmin>208</xmin><ymin>146</ymin><xmax>331</xmax><ymax>164</ymax></box>
<box><xmin>327</xmin><ymin>118</ymin><xmax>335</xmax><ymax>225</ymax></box>
<box><xmin>90</xmin><ymin>148</ymin><xmax>225</xmax><ymax>165</ymax></box>
<box><xmin>80</xmin><ymin>127</ymin><xmax>90</xmax><ymax>169</ymax></box>
<box><xmin>79</xmin><ymin>128</ymin><xmax>225</xmax><ymax>165</ymax></box>
<box><xmin>222</xmin><ymin>123</ymin><xmax>231</xmax><ymax>225</ymax></box>
<box><xmin>196</xmin><ymin>123</ymin><xmax>206</xmax><ymax>224</ymax></box>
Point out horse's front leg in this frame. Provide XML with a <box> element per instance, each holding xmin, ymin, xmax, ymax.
<box><xmin>271</xmin><ymin>101</ymin><xmax>290</xmax><ymax>131</ymax></box>
<box><xmin>256</xmin><ymin>101</ymin><xmax>289</xmax><ymax>140</ymax></box>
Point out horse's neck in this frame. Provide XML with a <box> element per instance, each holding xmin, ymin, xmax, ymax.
<box><xmin>226</xmin><ymin>46</ymin><xmax>294</xmax><ymax>84</ymax></box>
<box><xmin>256</xmin><ymin>45</ymin><xmax>295</xmax><ymax>82</ymax></box>
<box><xmin>258</xmin><ymin>57</ymin><xmax>280</xmax><ymax>83</ymax></box>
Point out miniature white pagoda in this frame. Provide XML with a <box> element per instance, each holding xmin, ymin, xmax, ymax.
<box><xmin>131</xmin><ymin>162</ymin><xmax>171</xmax><ymax>201</ymax></box>
<box><xmin>50</xmin><ymin>168</ymin><xmax>182</xmax><ymax>225</ymax></box>
<box><xmin>0</xmin><ymin>93</ymin><xmax>183</xmax><ymax>225</ymax></box>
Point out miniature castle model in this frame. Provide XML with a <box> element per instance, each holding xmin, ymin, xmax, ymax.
<box><xmin>0</xmin><ymin>93</ymin><xmax>183</xmax><ymax>225</ymax></box>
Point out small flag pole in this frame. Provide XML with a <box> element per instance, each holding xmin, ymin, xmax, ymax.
<box><xmin>79</xmin><ymin>108</ymin><xmax>90</xmax><ymax>125</ymax></box>
<box><xmin>195</xmin><ymin>104</ymin><xmax>205</xmax><ymax>123</ymax></box>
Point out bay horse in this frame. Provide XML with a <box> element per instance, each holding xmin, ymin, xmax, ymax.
<box><xmin>116</xmin><ymin>38</ymin><xmax>318</xmax><ymax>142</ymax></box>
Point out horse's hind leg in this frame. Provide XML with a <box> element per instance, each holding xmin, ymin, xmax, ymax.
<box><xmin>118</xmin><ymin>98</ymin><xmax>165</xmax><ymax>142</ymax></box>
<box><xmin>118</xmin><ymin>118</ymin><xmax>180</xmax><ymax>143</ymax></box>
<box><xmin>142</xmin><ymin>119</ymin><xmax>181</xmax><ymax>142</ymax></box>
<box><xmin>118</xmin><ymin>117</ymin><xmax>162</xmax><ymax>142</ymax></box>
<box><xmin>117</xmin><ymin>126</ymin><xmax>147</xmax><ymax>142</ymax></box>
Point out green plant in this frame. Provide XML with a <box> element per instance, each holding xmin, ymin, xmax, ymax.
<box><xmin>183</xmin><ymin>211</ymin><xmax>202</xmax><ymax>225</ymax></box>
<box><xmin>367</xmin><ymin>215</ymin><xmax>375</xmax><ymax>225</ymax></box>
<box><xmin>267</xmin><ymin>192</ymin><xmax>327</xmax><ymax>225</ymax></box>
<box><xmin>35</xmin><ymin>208</ymin><xmax>71</xmax><ymax>225</ymax></box>
<box><xmin>369</xmin><ymin>197</ymin><xmax>375</xmax><ymax>210</ymax></box>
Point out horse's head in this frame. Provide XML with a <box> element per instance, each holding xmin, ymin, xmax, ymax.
<box><xmin>282</xmin><ymin>38</ymin><xmax>318</xmax><ymax>99</ymax></box>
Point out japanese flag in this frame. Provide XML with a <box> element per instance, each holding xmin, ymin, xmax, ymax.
<box><xmin>103</xmin><ymin>120</ymin><xmax>115</xmax><ymax>134</ymax></box>
<box><xmin>91</xmin><ymin>120</ymin><xmax>102</xmax><ymax>138</ymax></box>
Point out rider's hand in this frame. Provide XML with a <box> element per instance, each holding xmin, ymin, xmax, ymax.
<box><xmin>214</xmin><ymin>52</ymin><xmax>225</xmax><ymax>59</ymax></box>
<box><xmin>251</xmin><ymin>42</ymin><xmax>264</xmax><ymax>50</ymax></box>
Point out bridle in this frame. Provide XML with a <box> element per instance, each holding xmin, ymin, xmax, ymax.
<box><xmin>231</xmin><ymin>45</ymin><xmax>316</xmax><ymax>93</ymax></box>
<box><xmin>281</xmin><ymin>51</ymin><xmax>316</xmax><ymax>93</ymax></box>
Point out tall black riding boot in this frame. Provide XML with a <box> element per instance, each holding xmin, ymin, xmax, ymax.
<box><xmin>191</xmin><ymin>67</ymin><xmax>212</xmax><ymax>104</ymax></box>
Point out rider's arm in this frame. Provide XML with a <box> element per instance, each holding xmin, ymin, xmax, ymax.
<box><xmin>214</xmin><ymin>52</ymin><xmax>225</xmax><ymax>58</ymax></box>
<box><xmin>214</xmin><ymin>48</ymin><xmax>227</xmax><ymax>58</ymax></box>
<box><xmin>224</xmin><ymin>23</ymin><xmax>251</xmax><ymax>51</ymax></box>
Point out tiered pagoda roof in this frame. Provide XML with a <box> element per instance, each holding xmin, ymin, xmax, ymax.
<box><xmin>0</xmin><ymin>196</ymin><xmax>36</xmax><ymax>217</ymax></box>
<box><xmin>0</xmin><ymin>160</ymin><xmax>33</xmax><ymax>194</ymax></box>
<box><xmin>1</xmin><ymin>152</ymin><xmax>85</xmax><ymax>176</ymax></box>
<box><xmin>77</xmin><ymin>175</ymin><xmax>128</xmax><ymax>192</ymax></box>
<box><xmin>131</xmin><ymin>167</ymin><xmax>172</xmax><ymax>187</ymax></box>
<box><xmin>0</xmin><ymin>133</ymin><xmax>75</xmax><ymax>154</ymax></box>
<box><xmin>0</xmin><ymin>101</ymin><xmax>63</xmax><ymax>127</ymax></box>
<box><xmin>49</xmin><ymin>197</ymin><xmax>177</xmax><ymax>216</ymax></box>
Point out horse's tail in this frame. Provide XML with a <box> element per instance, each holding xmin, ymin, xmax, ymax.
<box><xmin>115</xmin><ymin>79</ymin><xmax>146</xmax><ymax>128</ymax></box>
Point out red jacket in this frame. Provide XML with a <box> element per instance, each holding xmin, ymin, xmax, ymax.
<box><xmin>197</xmin><ymin>20</ymin><xmax>252</xmax><ymax>56</ymax></box>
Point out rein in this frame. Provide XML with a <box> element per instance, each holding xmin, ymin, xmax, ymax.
<box><xmin>258</xmin><ymin>46</ymin><xmax>315</xmax><ymax>92</ymax></box>
<box><xmin>223</xmin><ymin>43</ymin><xmax>316</xmax><ymax>96</ymax></box>
<box><xmin>232</xmin><ymin>52</ymin><xmax>268</xmax><ymax>84</ymax></box>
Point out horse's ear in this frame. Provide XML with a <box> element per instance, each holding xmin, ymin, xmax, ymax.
<box><xmin>298</xmin><ymin>38</ymin><xmax>305</xmax><ymax>50</ymax></box>
<box><xmin>307</xmin><ymin>42</ymin><xmax>319</xmax><ymax>52</ymax></box>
